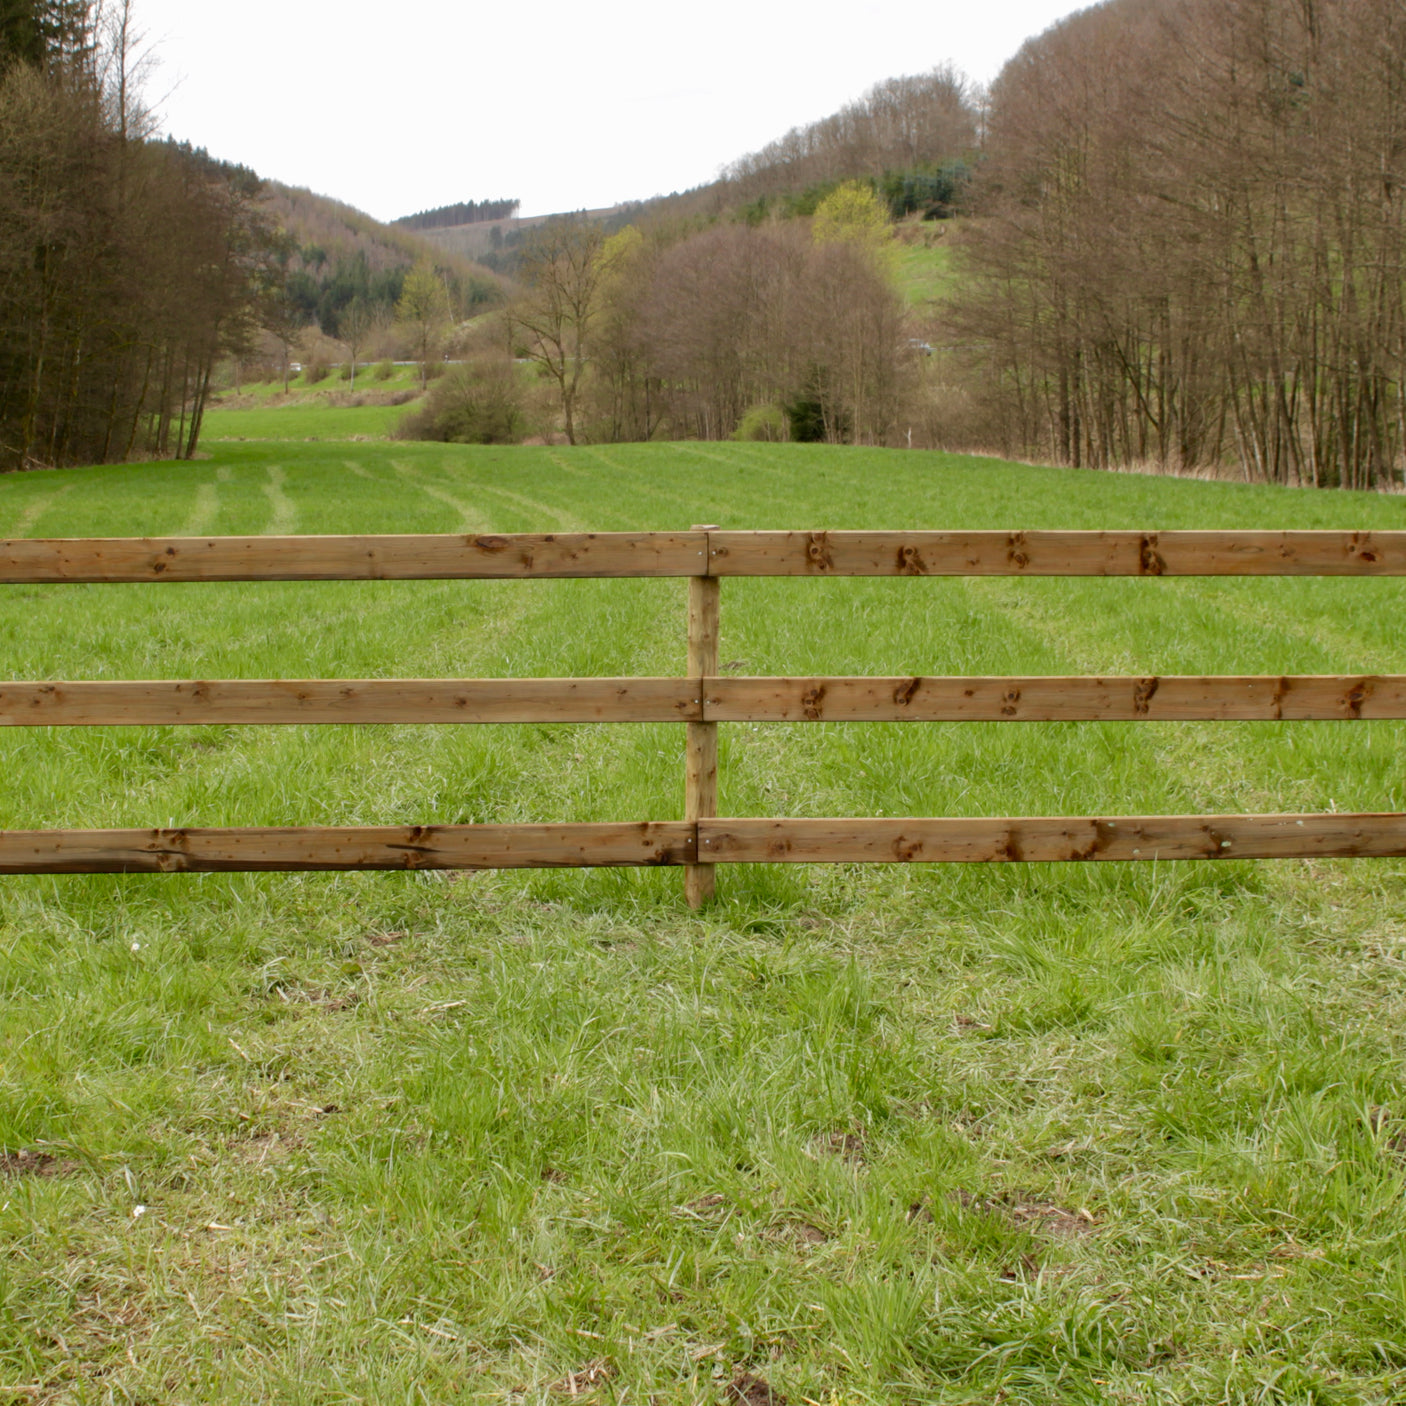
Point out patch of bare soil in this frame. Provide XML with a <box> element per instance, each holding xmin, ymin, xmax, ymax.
<box><xmin>765</xmin><ymin>1218</ymin><xmax>828</xmax><ymax>1246</ymax></box>
<box><xmin>810</xmin><ymin>1126</ymin><xmax>866</xmax><ymax>1163</ymax></box>
<box><xmin>0</xmin><ymin>1149</ymin><xmax>82</xmax><ymax>1178</ymax></box>
<box><xmin>726</xmin><ymin>1371</ymin><xmax>786</xmax><ymax>1405</ymax></box>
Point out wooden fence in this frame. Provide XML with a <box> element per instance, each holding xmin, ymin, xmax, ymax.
<box><xmin>4</xmin><ymin>526</ymin><xmax>1406</xmax><ymax>907</ymax></box>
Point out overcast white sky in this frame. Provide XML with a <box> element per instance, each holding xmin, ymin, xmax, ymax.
<box><xmin>131</xmin><ymin>1</ymin><xmax>1089</xmax><ymax>223</ymax></box>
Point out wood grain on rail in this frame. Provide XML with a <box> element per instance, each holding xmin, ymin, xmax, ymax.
<box><xmin>685</xmin><ymin>523</ymin><xmax>722</xmax><ymax>908</ymax></box>
<box><xmin>699</xmin><ymin>814</ymin><xmax>1406</xmax><ymax>863</ymax></box>
<box><xmin>703</xmin><ymin>675</ymin><xmax>1406</xmax><ymax>721</ymax></box>
<box><xmin>0</xmin><ymin>532</ymin><xmax>709</xmax><ymax>583</ymax></box>
<box><xmin>707</xmin><ymin>530</ymin><xmax>1406</xmax><ymax>576</ymax></box>
<box><xmin>0</xmin><ymin>678</ymin><xmax>702</xmax><ymax>726</ymax></box>
<box><xmin>7</xmin><ymin>675</ymin><xmax>1404</xmax><ymax>726</ymax></box>
<box><xmin>0</xmin><ymin>822</ymin><xmax>697</xmax><ymax>873</ymax></box>
<box><xmin>7</xmin><ymin>814</ymin><xmax>1404</xmax><ymax>872</ymax></box>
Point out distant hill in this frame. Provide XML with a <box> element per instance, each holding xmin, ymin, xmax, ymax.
<box><xmin>263</xmin><ymin>183</ymin><xmax>433</xmax><ymax>272</ymax></box>
<box><xmin>415</xmin><ymin>203</ymin><xmax>630</xmax><ymax>268</ymax></box>
<box><xmin>381</xmin><ymin>66</ymin><xmax>978</xmax><ymax>283</ymax></box>
<box><xmin>261</xmin><ymin>183</ymin><xmax>504</xmax><ymax>335</ymax></box>
<box><xmin>394</xmin><ymin>199</ymin><xmax>520</xmax><ymax>232</ymax></box>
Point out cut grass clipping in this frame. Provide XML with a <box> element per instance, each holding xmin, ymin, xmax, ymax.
<box><xmin>2</xmin><ymin>437</ymin><xmax>1406</xmax><ymax>1402</ymax></box>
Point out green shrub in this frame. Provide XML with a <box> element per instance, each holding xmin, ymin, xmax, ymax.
<box><xmin>303</xmin><ymin>359</ymin><xmax>329</xmax><ymax>384</ymax></box>
<box><xmin>372</xmin><ymin>359</ymin><xmax>395</xmax><ymax>381</ymax></box>
<box><xmin>733</xmin><ymin>403</ymin><xmax>788</xmax><ymax>442</ymax></box>
<box><xmin>395</xmin><ymin>356</ymin><xmax>526</xmax><ymax>445</ymax></box>
<box><xmin>785</xmin><ymin>394</ymin><xmax>826</xmax><ymax>443</ymax></box>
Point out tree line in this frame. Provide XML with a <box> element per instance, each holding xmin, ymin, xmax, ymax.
<box><xmin>406</xmin><ymin>186</ymin><xmax>914</xmax><ymax>450</ymax></box>
<box><xmin>951</xmin><ymin>0</ymin><xmax>1406</xmax><ymax>488</ymax></box>
<box><xmin>394</xmin><ymin>199</ymin><xmax>520</xmax><ymax>232</ymax></box>
<box><xmin>0</xmin><ymin>1</ymin><xmax>280</xmax><ymax>469</ymax></box>
<box><xmin>11</xmin><ymin>0</ymin><xmax>1402</xmax><ymax>490</ymax></box>
<box><xmin>401</xmin><ymin>68</ymin><xmax>985</xmax><ymax>451</ymax></box>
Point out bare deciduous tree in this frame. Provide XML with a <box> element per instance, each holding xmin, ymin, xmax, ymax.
<box><xmin>395</xmin><ymin>259</ymin><xmax>451</xmax><ymax>390</ymax></box>
<box><xmin>949</xmin><ymin>0</ymin><xmax>1406</xmax><ymax>488</ymax></box>
<box><xmin>0</xmin><ymin>16</ymin><xmax>280</xmax><ymax>471</ymax></box>
<box><xmin>509</xmin><ymin>217</ymin><xmax>618</xmax><ymax>445</ymax></box>
<box><xmin>336</xmin><ymin>296</ymin><xmax>382</xmax><ymax>391</ymax></box>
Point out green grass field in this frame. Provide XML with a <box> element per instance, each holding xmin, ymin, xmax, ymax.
<box><xmin>895</xmin><ymin>238</ymin><xmax>958</xmax><ymax>310</ymax></box>
<box><xmin>203</xmin><ymin>366</ymin><xmax>426</xmax><ymax>442</ymax></box>
<box><xmin>3</xmin><ymin>437</ymin><xmax>1406</xmax><ymax>1403</ymax></box>
<box><xmin>202</xmin><ymin>399</ymin><xmax>419</xmax><ymax>442</ymax></box>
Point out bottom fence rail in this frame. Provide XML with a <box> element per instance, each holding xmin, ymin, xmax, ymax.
<box><xmin>2</xmin><ymin>813</ymin><xmax>1406</xmax><ymax>873</ymax></box>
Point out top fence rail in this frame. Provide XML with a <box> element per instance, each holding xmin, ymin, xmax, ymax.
<box><xmin>4</xmin><ymin>530</ymin><xmax>1406</xmax><ymax>584</ymax></box>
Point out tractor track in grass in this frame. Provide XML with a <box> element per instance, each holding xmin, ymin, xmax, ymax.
<box><xmin>6</xmin><ymin>484</ymin><xmax>72</xmax><ymax>537</ymax></box>
<box><xmin>261</xmin><ymin>466</ymin><xmax>298</xmax><ymax>535</ymax></box>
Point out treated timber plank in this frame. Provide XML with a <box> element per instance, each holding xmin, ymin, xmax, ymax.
<box><xmin>685</xmin><ymin>524</ymin><xmax>721</xmax><ymax>908</ymax></box>
<box><xmin>703</xmin><ymin>675</ymin><xmax>1406</xmax><ymax>722</ymax></box>
<box><xmin>7</xmin><ymin>675</ymin><xmax>1404</xmax><ymax>727</ymax></box>
<box><xmin>699</xmin><ymin>815</ymin><xmax>1406</xmax><ymax>864</ymax></box>
<box><xmin>0</xmin><ymin>678</ymin><xmax>702</xmax><ymax>726</ymax></box>
<box><xmin>0</xmin><ymin>532</ymin><xmax>709</xmax><ymax>583</ymax></box>
<box><xmin>0</xmin><ymin>822</ymin><xmax>696</xmax><ymax>873</ymax></box>
<box><xmin>7</xmin><ymin>815</ymin><xmax>1403</xmax><ymax>873</ymax></box>
<box><xmin>707</xmin><ymin>530</ymin><xmax>1406</xmax><ymax>576</ymax></box>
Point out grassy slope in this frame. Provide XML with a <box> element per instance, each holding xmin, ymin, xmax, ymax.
<box><xmin>895</xmin><ymin>235</ymin><xmax>958</xmax><ymax>311</ymax></box>
<box><xmin>2</xmin><ymin>439</ymin><xmax>1406</xmax><ymax>1403</ymax></box>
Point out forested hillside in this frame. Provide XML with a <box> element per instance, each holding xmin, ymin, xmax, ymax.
<box><xmin>723</xmin><ymin>65</ymin><xmax>976</xmax><ymax>222</ymax></box>
<box><xmin>261</xmin><ymin>184</ymin><xmax>503</xmax><ymax>344</ymax></box>
<box><xmin>596</xmin><ymin>67</ymin><xmax>979</xmax><ymax>233</ymax></box>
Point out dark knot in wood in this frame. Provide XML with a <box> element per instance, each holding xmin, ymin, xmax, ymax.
<box><xmin>1133</xmin><ymin>677</ymin><xmax>1160</xmax><ymax>715</ymax></box>
<box><xmin>1139</xmin><ymin>534</ymin><xmax>1166</xmax><ymax>576</ymax></box>
<box><xmin>1349</xmin><ymin>532</ymin><xmax>1377</xmax><ymax>564</ymax></box>
<box><xmin>805</xmin><ymin>532</ymin><xmax>834</xmax><ymax>571</ymax></box>
<box><xmin>892</xmin><ymin>677</ymin><xmax>921</xmax><ymax>707</ymax></box>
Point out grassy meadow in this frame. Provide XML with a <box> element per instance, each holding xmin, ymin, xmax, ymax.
<box><xmin>203</xmin><ymin>364</ymin><xmax>425</xmax><ymax>443</ymax></box>
<box><xmin>894</xmin><ymin>237</ymin><xmax>957</xmax><ymax>311</ymax></box>
<box><xmin>3</xmin><ymin>435</ymin><xmax>1406</xmax><ymax>1403</ymax></box>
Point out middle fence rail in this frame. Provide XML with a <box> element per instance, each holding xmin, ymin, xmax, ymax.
<box><xmin>3</xmin><ymin>527</ymin><xmax>1406</xmax><ymax>904</ymax></box>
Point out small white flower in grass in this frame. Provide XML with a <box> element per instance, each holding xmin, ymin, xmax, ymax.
<box><xmin>132</xmin><ymin>1204</ymin><xmax>146</xmax><ymax>1218</ymax></box>
<box><xmin>131</xmin><ymin>942</ymin><xmax>141</xmax><ymax>952</ymax></box>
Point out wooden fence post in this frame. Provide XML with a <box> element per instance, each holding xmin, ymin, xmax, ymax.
<box><xmin>685</xmin><ymin>524</ymin><xmax>720</xmax><ymax>908</ymax></box>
